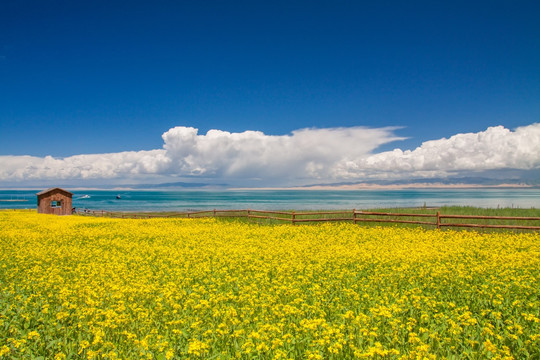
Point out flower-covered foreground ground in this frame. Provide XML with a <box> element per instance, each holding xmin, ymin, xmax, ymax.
<box><xmin>0</xmin><ymin>211</ymin><xmax>538</xmax><ymax>359</ymax></box>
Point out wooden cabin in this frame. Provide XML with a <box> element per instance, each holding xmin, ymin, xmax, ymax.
<box><xmin>37</xmin><ymin>188</ymin><xmax>73</xmax><ymax>215</ymax></box>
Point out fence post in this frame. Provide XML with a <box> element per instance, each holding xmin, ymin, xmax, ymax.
<box><xmin>292</xmin><ymin>211</ymin><xmax>296</xmax><ymax>225</ymax></box>
<box><xmin>436</xmin><ymin>211</ymin><xmax>441</xmax><ymax>229</ymax></box>
<box><xmin>247</xmin><ymin>209</ymin><xmax>251</xmax><ymax>218</ymax></box>
<box><xmin>213</xmin><ymin>208</ymin><xmax>216</xmax><ymax>217</ymax></box>
<box><xmin>353</xmin><ymin>209</ymin><xmax>356</xmax><ymax>224</ymax></box>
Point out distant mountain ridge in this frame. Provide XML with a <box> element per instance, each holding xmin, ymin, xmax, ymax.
<box><xmin>299</xmin><ymin>175</ymin><xmax>540</xmax><ymax>188</ymax></box>
<box><xmin>130</xmin><ymin>181</ymin><xmax>228</xmax><ymax>189</ymax></box>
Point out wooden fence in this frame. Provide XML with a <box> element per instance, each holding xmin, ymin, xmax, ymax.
<box><xmin>74</xmin><ymin>209</ymin><xmax>540</xmax><ymax>231</ymax></box>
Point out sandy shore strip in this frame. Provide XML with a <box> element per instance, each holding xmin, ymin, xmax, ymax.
<box><xmin>231</xmin><ymin>183</ymin><xmax>534</xmax><ymax>191</ymax></box>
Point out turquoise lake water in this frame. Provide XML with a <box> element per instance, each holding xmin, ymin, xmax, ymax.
<box><xmin>1</xmin><ymin>188</ymin><xmax>539</xmax><ymax>211</ymax></box>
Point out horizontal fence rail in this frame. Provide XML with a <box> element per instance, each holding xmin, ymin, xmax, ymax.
<box><xmin>354</xmin><ymin>211</ymin><xmax>540</xmax><ymax>230</ymax></box>
<box><xmin>73</xmin><ymin>208</ymin><xmax>540</xmax><ymax>231</ymax></box>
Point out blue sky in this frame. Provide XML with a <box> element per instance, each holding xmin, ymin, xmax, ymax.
<box><xmin>1</xmin><ymin>1</ymin><xmax>539</xmax><ymax>187</ymax></box>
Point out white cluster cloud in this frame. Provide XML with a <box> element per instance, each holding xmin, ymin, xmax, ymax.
<box><xmin>161</xmin><ymin>126</ymin><xmax>403</xmax><ymax>180</ymax></box>
<box><xmin>0</xmin><ymin>150</ymin><xmax>169</xmax><ymax>180</ymax></box>
<box><xmin>354</xmin><ymin>123</ymin><xmax>540</xmax><ymax>178</ymax></box>
<box><xmin>1</xmin><ymin>123</ymin><xmax>539</xmax><ymax>186</ymax></box>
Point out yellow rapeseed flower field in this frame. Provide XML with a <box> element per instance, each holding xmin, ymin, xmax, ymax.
<box><xmin>0</xmin><ymin>210</ymin><xmax>538</xmax><ymax>359</ymax></box>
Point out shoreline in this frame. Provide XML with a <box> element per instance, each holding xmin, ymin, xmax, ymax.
<box><xmin>0</xmin><ymin>183</ymin><xmax>536</xmax><ymax>191</ymax></box>
<box><xmin>230</xmin><ymin>183</ymin><xmax>535</xmax><ymax>191</ymax></box>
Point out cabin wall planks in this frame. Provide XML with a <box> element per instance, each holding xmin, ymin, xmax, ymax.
<box><xmin>36</xmin><ymin>188</ymin><xmax>73</xmax><ymax>215</ymax></box>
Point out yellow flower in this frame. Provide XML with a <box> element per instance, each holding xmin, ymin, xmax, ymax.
<box><xmin>27</xmin><ymin>331</ymin><xmax>40</xmax><ymax>339</ymax></box>
<box><xmin>0</xmin><ymin>210</ymin><xmax>538</xmax><ymax>359</ymax></box>
<box><xmin>0</xmin><ymin>346</ymin><xmax>10</xmax><ymax>357</ymax></box>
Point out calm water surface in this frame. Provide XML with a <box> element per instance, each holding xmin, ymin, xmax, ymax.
<box><xmin>1</xmin><ymin>188</ymin><xmax>539</xmax><ymax>211</ymax></box>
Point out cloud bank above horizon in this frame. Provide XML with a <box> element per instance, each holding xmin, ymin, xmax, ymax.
<box><xmin>1</xmin><ymin>123</ymin><xmax>539</xmax><ymax>187</ymax></box>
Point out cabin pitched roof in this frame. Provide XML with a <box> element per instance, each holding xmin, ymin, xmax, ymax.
<box><xmin>36</xmin><ymin>188</ymin><xmax>73</xmax><ymax>197</ymax></box>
